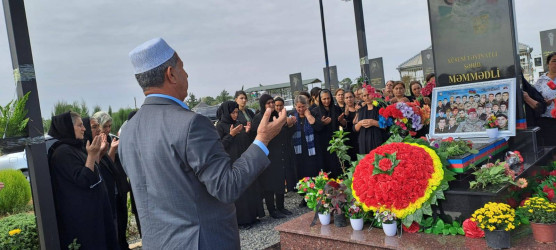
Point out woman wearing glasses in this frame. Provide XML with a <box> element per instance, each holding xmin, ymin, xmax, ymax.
<box><xmin>48</xmin><ymin>111</ymin><xmax>118</xmax><ymax>249</ymax></box>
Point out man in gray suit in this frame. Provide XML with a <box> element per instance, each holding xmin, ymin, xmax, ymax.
<box><xmin>119</xmin><ymin>38</ymin><xmax>286</xmax><ymax>249</ymax></box>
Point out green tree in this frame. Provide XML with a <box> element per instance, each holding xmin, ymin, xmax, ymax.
<box><xmin>51</xmin><ymin>100</ymin><xmax>89</xmax><ymax>118</ymax></box>
<box><xmin>93</xmin><ymin>105</ymin><xmax>102</xmax><ymax>114</ymax></box>
<box><xmin>340</xmin><ymin>78</ymin><xmax>352</xmax><ymax>90</ymax></box>
<box><xmin>108</xmin><ymin>106</ymin><xmax>113</xmax><ymax>116</ymax></box>
<box><xmin>186</xmin><ymin>93</ymin><xmax>200</xmax><ymax>108</ymax></box>
<box><xmin>215</xmin><ymin>89</ymin><xmax>232</xmax><ymax>104</ymax></box>
<box><xmin>202</xmin><ymin>96</ymin><xmax>218</xmax><ymax>106</ymax></box>
<box><xmin>110</xmin><ymin>107</ymin><xmax>136</xmax><ymax>135</ymax></box>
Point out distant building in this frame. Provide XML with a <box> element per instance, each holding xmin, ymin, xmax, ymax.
<box><xmin>397</xmin><ymin>43</ymin><xmax>534</xmax><ymax>84</ymax></box>
<box><xmin>244</xmin><ymin>78</ymin><xmax>321</xmax><ymax>100</ymax></box>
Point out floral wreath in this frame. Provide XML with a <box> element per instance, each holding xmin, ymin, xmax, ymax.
<box><xmin>352</xmin><ymin>141</ymin><xmax>449</xmax><ymax>225</ymax></box>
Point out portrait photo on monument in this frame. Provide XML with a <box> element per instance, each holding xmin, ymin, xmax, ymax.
<box><xmin>429</xmin><ymin>78</ymin><xmax>516</xmax><ymax>138</ymax></box>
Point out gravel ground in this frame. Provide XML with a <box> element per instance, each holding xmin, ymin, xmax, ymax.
<box><xmin>128</xmin><ymin>191</ymin><xmax>311</xmax><ymax>250</ymax></box>
<box><xmin>239</xmin><ymin>191</ymin><xmax>310</xmax><ymax>249</ymax></box>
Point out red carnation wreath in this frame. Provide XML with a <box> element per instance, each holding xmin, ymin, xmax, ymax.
<box><xmin>352</xmin><ymin>142</ymin><xmax>444</xmax><ymax>219</ymax></box>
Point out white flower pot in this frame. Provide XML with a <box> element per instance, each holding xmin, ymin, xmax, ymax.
<box><xmin>318</xmin><ymin>213</ymin><xmax>331</xmax><ymax>225</ymax></box>
<box><xmin>382</xmin><ymin>221</ymin><xmax>397</xmax><ymax>236</ymax></box>
<box><xmin>486</xmin><ymin>128</ymin><xmax>499</xmax><ymax>138</ymax></box>
<box><xmin>350</xmin><ymin>218</ymin><xmax>364</xmax><ymax>231</ymax></box>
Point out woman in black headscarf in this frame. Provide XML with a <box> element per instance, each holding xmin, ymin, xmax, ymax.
<box><xmin>250</xmin><ymin>94</ymin><xmax>296</xmax><ymax>219</ymax></box>
<box><xmin>313</xmin><ymin>89</ymin><xmax>346</xmax><ymax>178</ymax></box>
<box><xmin>48</xmin><ymin>111</ymin><xmax>118</xmax><ymax>249</ymax></box>
<box><xmin>215</xmin><ymin>101</ymin><xmax>260</xmax><ymax>229</ymax></box>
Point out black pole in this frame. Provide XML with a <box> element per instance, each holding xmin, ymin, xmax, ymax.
<box><xmin>353</xmin><ymin>0</ymin><xmax>370</xmax><ymax>79</ymax></box>
<box><xmin>2</xmin><ymin>0</ymin><xmax>60</xmax><ymax>249</ymax></box>
<box><xmin>319</xmin><ymin>0</ymin><xmax>331</xmax><ymax>90</ymax></box>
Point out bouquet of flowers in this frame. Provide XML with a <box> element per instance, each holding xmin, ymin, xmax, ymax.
<box><xmin>379</xmin><ymin>102</ymin><xmax>425</xmax><ymax>137</ymax></box>
<box><xmin>471</xmin><ymin>202</ymin><xmax>517</xmax><ymax>232</ymax></box>
<box><xmin>296</xmin><ymin>171</ymin><xmax>331</xmax><ymax>214</ymax></box>
<box><xmin>469</xmin><ymin>160</ymin><xmax>517</xmax><ymax>189</ymax></box>
<box><xmin>427</xmin><ymin>137</ymin><xmax>478</xmax><ymax>158</ymax></box>
<box><xmin>346</xmin><ymin>199</ymin><xmax>366</xmax><ymax>219</ymax></box>
<box><xmin>519</xmin><ymin>197</ymin><xmax>556</xmax><ymax>224</ymax></box>
<box><xmin>375</xmin><ymin>210</ymin><xmax>397</xmax><ymax>225</ymax></box>
<box><xmin>484</xmin><ymin>114</ymin><xmax>499</xmax><ymax>129</ymax></box>
<box><xmin>420</xmin><ymin>78</ymin><xmax>436</xmax><ymax>97</ymax></box>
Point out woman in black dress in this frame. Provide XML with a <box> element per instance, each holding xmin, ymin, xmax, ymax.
<box><xmin>313</xmin><ymin>89</ymin><xmax>347</xmax><ymax>178</ymax></box>
<box><xmin>235</xmin><ymin>90</ymin><xmax>255</xmax><ymax>128</ymax></box>
<box><xmin>250</xmin><ymin>95</ymin><xmax>296</xmax><ymax>219</ymax></box>
<box><xmin>215</xmin><ymin>101</ymin><xmax>258</xmax><ymax>229</ymax></box>
<box><xmin>48</xmin><ymin>111</ymin><xmax>118</xmax><ymax>249</ymax></box>
<box><xmin>343</xmin><ymin>90</ymin><xmax>359</xmax><ymax>160</ymax></box>
<box><xmin>354</xmin><ymin>88</ymin><xmax>387</xmax><ymax>154</ymax></box>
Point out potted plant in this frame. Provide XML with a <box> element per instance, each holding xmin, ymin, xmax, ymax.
<box><xmin>0</xmin><ymin>92</ymin><xmax>30</xmax><ymax>155</ymax></box>
<box><xmin>296</xmin><ymin>171</ymin><xmax>332</xmax><ymax>225</ymax></box>
<box><xmin>324</xmin><ymin>179</ymin><xmax>348</xmax><ymax>227</ymax></box>
<box><xmin>484</xmin><ymin>114</ymin><xmax>499</xmax><ymax>138</ymax></box>
<box><xmin>347</xmin><ymin>199</ymin><xmax>366</xmax><ymax>230</ymax></box>
<box><xmin>520</xmin><ymin>197</ymin><xmax>556</xmax><ymax>243</ymax></box>
<box><xmin>471</xmin><ymin>202</ymin><xmax>517</xmax><ymax>249</ymax></box>
<box><xmin>375</xmin><ymin>210</ymin><xmax>397</xmax><ymax>236</ymax></box>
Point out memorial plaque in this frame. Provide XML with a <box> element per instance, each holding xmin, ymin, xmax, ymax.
<box><xmin>540</xmin><ymin>29</ymin><xmax>556</xmax><ymax>72</ymax></box>
<box><xmin>323</xmin><ymin>65</ymin><xmax>339</xmax><ymax>91</ymax></box>
<box><xmin>369</xmin><ymin>57</ymin><xmax>385</xmax><ymax>88</ymax></box>
<box><xmin>534</xmin><ymin>57</ymin><xmax>542</xmax><ymax>67</ymax></box>
<box><xmin>428</xmin><ymin>0</ymin><xmax>518</xmax><ymax>86</ymax></box>
<box><xmin>289</xmin><ymin>73</ymin><xmax>303</xmax><ymax>98</ymax></box>
<box><xmin>421</xmin><ymin>49</ymin><xmax>435</xmax><ymax>77</ymax></box>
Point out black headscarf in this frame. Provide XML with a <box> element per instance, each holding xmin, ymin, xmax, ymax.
<box><xmin>317</xmin><ymin>89</ymin><xmax>339</xmax><ymax>128</ymax></box>
<box><xmin>48</xmin><ymin>111</ymin><xmax>83</xmax><ymax>148</ymax></box>
<box><xmin>258</xmin><ymin>94</ymin><xmax>278</xmax><ymax>121</ymax></box>
<box><xmin>217</xmin><ymin>101</ymin><xmax>239</xmax><ymax>125</ymax></box>
<box><xmin>82</xmin><ymin>117</ymin><xmax>93</xmax><ymax>145</ymax></box>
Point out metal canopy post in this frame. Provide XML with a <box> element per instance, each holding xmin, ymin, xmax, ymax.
<box><xmin>2</xmin><ymin>0</ymin><xmax>60</xmax><ymax>249</ymax></box>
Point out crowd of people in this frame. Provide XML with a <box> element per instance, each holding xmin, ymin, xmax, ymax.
<box><xmin>40</xmin><ymin>36</ymin><xmax>556</xmax><ymax>249</ymax></box>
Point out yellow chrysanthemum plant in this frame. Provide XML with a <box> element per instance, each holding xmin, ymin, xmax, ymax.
<box><xmin>471</xmin><ymin>202</ymin><xmax>518</xmax><ymax>232</ymax></box>
<box><xmin>519</xmin><ymin>197</ymin><xmax>556</xmax><ymax>224</ymax></box>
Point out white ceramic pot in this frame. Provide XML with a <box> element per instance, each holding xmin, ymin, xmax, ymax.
<box><xmin>350</xmin><ymin>218</ymin><xmax>364</xmax><ymax>231</ymax></box>
<box><xmin>382</xmin><ymin>221</ymin><xmax>397</xmax><ymax>236</ymax></box>
<box><xmin>486</xmin><ymin>128</ymin><xmax>499</xmax><ymax>138</ymax></box>
<box><xmin>318</xmin><ymin>213</ymin><xmax>331</xmax><ymax>225</ymax></box>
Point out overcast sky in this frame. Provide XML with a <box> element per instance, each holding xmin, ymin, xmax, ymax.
<box><xmin>0</xmin><ymin>0</ymin><xmax>553</xmax><ymax>118</ymax></box>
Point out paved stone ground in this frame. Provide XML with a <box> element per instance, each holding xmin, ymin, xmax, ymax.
<box><xmin>127</xmin><ymin>191</ymin><xmax>311</xmax><ymax>250</ymax></box>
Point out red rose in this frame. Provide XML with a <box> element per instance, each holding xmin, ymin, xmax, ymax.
<box><xmin>463</xmin><ymin>218</ymin><xmax>484</xmax><ymax>238</ymax></box>
<box><xmin>402</xmin><ymin>221</ymin><xmax>420</xmax><ymax>233</ymax></box>
<box><xmin>547</xmin><ymin>80</ymin><xmax>556</xmax><ymax>90</ymax></box>
<box><xmin>541</xmin><ymin>170</ymin><xmax>550</xmax><ymax>176</ymax></box>
<box><xmin>550</xmin><ymin>170</ymin><xmax>556</xmax><ymax>176</ymax></box>
<box><xmin>543</xmin><ymin>185</ymin><xmax>555</xmax><ymax>200</ymax></box>
<box><xmin>378</xmin><ymin>158</ymin><xmax>393</xmax><ymax>172</ymax></box>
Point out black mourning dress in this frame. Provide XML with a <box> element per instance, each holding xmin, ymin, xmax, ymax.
<box><xmin>48</xmin><ymin>112</ymin><xmax>118</xmax><ymax>250</ymax></box>
<box><xmin>356</xmin><ymin>106</ymin><xmax>387</xmax><ymax>155</ymax></box>
<box><xmin>216</xmin><ymin>101</ymin><xmax>260</xmax><ymax>226</ymax></box>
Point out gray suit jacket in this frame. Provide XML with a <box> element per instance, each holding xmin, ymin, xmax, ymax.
<box><xmin>119</xmin><ymin>97</ymin><xmax>270</xmax><ymax>250</ymax></box>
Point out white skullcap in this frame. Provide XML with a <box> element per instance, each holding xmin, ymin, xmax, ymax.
<box><xmin>129</xmin><ymin>37</ymin><xmax>175</xmax><ymax>74</ymax></box>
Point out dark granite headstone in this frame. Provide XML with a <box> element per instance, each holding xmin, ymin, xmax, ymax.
<box><xmin>421</xmin><ymin>49</ymin><xmax>434</xmax><ymax>77</ymax></box>
<box><xmin>540</xmin><ymin>29</ymin><xmax>556</xmax><ymax>72</ymax></box>
<box><xmin>428</xmin><ymin>0</ymin><xmax>518</xmax><ymax>86</ymax></box>
<box><xmin>369</xmin><ymin>57</ymin><xmax>385</xmax><ymax>88</ymax></box>
<box><xmin>289</xmin><ymin>73</ymin><xmax>303</xmax><ymax>98</ymax></box>
<box><xmin>323</xmin><ymin>65</ymin><xmax>339</xmax><ymax>92</ymax></box>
